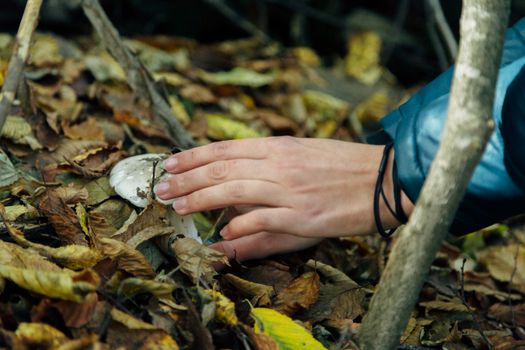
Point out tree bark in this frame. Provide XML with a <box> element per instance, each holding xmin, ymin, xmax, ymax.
<box><xmin>0</xmin><ymin>0</ymin><xmax>43</xmax><ymax>136</ymax></box>
<box><xmin>359</xmin><ymin>1</ymin><xmax>510</xmax><ymax>349</ymax></box>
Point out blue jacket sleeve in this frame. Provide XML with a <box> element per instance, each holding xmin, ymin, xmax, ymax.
<box><xmin>379</xmin><ymin>18</ymin><xmax>525</xmax><ymax>234</ymax></box>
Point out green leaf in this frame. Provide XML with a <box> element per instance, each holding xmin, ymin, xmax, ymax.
<box><xmin>198</xmin><ymin>67</ymin><xmax>274</xmax><ymax>87</ymax></box>
<box><xmin>0</xmin><ymin>152</ymin><xmax>19</xmax><ymax>187</ymax></box>
<box><xmin>252</xmin><ymin>308</ymin><xmax>327</xmax><ymax>350</ymax></box>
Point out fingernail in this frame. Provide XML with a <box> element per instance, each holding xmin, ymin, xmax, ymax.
<box><xmin>174</xmin><ymin>197</ymin><xmax>187</xmax><ymax>212</ymax></box>
<box><xmin>220</xmin><ymin>227</ymin><xmax>230</xmax><ymax>239</ymax></box>
<box><xmin>164</xmin><ymin>157</ymin><xmax>179</xmax><ymax>171</ymax></box>
<box><xmin>155</xmin><ymin>182</ymin><xmax>170</xmax><ymax>195</ymax></box>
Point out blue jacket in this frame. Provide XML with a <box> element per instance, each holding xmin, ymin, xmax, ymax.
<box><xmin>379</xmin><ymin>18</ymin><xmax>525</xmax><ymax>234</ymax></box>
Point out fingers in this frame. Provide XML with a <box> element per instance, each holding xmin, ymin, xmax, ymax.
<box><xmin>164</xmin><ymin>139</ymin><xmax>271</xmax><ymax>173</ymax></box>
<box><xmin>209</xmin><ymin>232</ymin><xmax>322</xmax><ymax>263</ymax></box>
<box><xmin>220</xmin><ymin>208</ymin><xmax>298</xmax><ymax>240</ymax></box>
<box><xmin>172</xmin><ymin>180</ymin><xmax>286</xmax><ymax>214</ymax></box>
<box><xmin>156</xmin><ymin>159</ymin><xmax>269</xmax><ymax>199</ymax></box>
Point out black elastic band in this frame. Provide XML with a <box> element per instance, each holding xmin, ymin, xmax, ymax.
<box><xmin>374</xmin><ymin>144</ymin><xmax>408</xmax><ymax>238</ymax></box>
<box><xmin>374</xmin><ymin>143</ymin><xmax>395</xmax><ymax>238</ymax></box>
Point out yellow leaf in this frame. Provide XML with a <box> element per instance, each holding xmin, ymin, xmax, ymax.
<box><xmin>198</xmin><ymin>67</ymin><xmax>274</xmax><ymax>87</ymax></box>
<box><xmin>0</xmin><ymin>266</ymin><xmax>98</xmax><ymax>302</ymax></box>
<box><xmin>16</xmin><ymin>322</ymin><xmax>67</xmax><ymax>348</ymax></box>
<box><xmin>0</xmin><ymin>116</ymin><xmax>32</xmax><ymax>141</ymax></box>
<box><xmin>111</xmin><ymin>308</ymin><xmax>158</xmax><ymax>330</ymax></box>
<box><xmin>203</xmin><ymin>289</ymin><xmax>238</xmax><ymax>326</ymax></box>
<box><xmin>224</xmin><ymin>274</ymin><xmax>274</xmax><ymax>306</ymax></box>
<box><xmin>302</xmin><ymin>90</ymin><xmax>350</xmax><ymax>122</ymax></box>
<box><xmin>345</xmin><ymin>31</ymin><xmax>384</xmax><ymax>85</ymax></box>
<box><xmin>291</xmin><ymin>47</ymin><xmax>321</xmax><ymax>66</ymax></box>
<box><xmin>116</xmin><ymin>277</ymin><xmax>177</xmax><ymax>299</ymax></box>
<box><xmin>169</xmin><ymin>95</ymin><xmax>191</xmax><ymax>126</ymax></box>
<box><xmin>206</xmin><ymin>113</ymin><xmax>261</xmax><ymax>140</ymax></box>
<box><xmin>252</xmin><ymin>308</ymin><xmax>327</xmax><ymax>350</ymax></box>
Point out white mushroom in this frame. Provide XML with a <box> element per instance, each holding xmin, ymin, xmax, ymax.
<box><xmin>109</xmin><ymin>153</ymin><xmax>201</xmax><ymax>243</ymax></box>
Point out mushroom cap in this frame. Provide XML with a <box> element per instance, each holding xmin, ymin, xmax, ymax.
<box><xmin>109</xmin><ymin>153</ymin><xmax>174</xmax><ymax>208</ymax></box>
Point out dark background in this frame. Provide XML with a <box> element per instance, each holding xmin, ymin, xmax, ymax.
<box><xmin>1</xmin><ymin>0</ymin><xmax>525</xmax><ymax>86</ymax></box>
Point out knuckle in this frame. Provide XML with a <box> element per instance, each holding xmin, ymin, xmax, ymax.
<box><xmin>208</xmin><ymin>161</ymin><xmax>228</xmax><ymax>181</ymax></box>
<box><xmin>212</xmin><ymin>141</ymin><xmax>229</xmax><ymax>158</ymax></box>
<box><xmin>226</xmin><ymin>182</ymin><xmax>245</xmax><ymax>199</ymax></box>
<box><xmin>253</xmin><ymin>214</ymin><xmax>270</xmax><ymax>231</ymax></box>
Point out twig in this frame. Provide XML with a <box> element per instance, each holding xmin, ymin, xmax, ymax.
<box><xmin>427</xmin><ymin>0</ymin><xmax>458</xmax><ymax>60</ymax></box>
<box><xmin>458</xmin><ymin>258</ymin><xmax>493</xmax><ymax>350</ymax></box>
<box><xmin>81</xmin><ymin>0</ymin><xmax>195</xmax><ymax>149</ymax></box>
<box><xmin>0</xmin><ymin>0</ymin><xmax>43</xmax><ymax>136</ymax></box>
<box><xmin>506</xmin><ymin>243</ymin><xmax>520</xmax><ymax>328</ymax></box>
<box><xmin>203</xmin><ymin>0</ymin><xmax>270</xmax><ymax>42</ymax></box>
<box><xmin>261</xmin><ymin>0</ymin><xmax>346</xmax><ymax>28</ymax></box>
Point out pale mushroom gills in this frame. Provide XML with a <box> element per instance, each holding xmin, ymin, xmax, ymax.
<box><xmin>109</xmin><ymin>153</ymin><xmax>201</xmax><ymax>243</ymax></box>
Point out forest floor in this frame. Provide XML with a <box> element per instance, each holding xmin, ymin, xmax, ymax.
<box><xmin>0</xmin><ymin>24</ymin><xmax>524</xmax><ymax>350</ymax></box>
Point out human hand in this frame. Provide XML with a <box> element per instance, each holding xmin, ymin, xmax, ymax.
<box><xmin>155</xmin><ymin>137</ymin><xmax>413</xmax><ymax>259</ymax></box>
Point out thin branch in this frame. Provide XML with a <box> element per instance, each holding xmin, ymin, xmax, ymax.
<box><xmin>203</xmin><ymin>0</ymin><xmax>270</xmax><ymax>42</ymax></box>
<box><xmin>0</xmin><ymin>0</ymin><xmax>43</xmax><ymax>136</ymax></box>
<box><xmin>428</xmin><ymin>0</ymin><xmax>458</xmax><ymax>60</ymax></box>
<box><xmin>81</xmin><ymin>0</ymin><xmax>195</xmax><ymax>149</ymax></box>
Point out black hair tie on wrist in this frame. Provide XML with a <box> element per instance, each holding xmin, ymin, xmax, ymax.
<box><xmin>373</xmin><ymin>143</ymin><xmax>408</xmax><ymax>238</ymax></box>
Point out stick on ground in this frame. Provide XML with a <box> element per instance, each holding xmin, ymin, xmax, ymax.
<box><xmin>0</xmin><ymin>0</ymin><xmax>43</xmax><ymax>136</ymax></box>
<box><xmin>82</xmin><ymin>0</ymin><xmax>196</xmax><ymax>149</ymax></box>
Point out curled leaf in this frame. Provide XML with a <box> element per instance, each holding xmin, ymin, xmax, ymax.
<box><xmin>98</xmin><ymin>237</ymin><xmax>155</xmax><ymax>278</ymax></box>
<box><xmin>274</xmin><ymin>272</ymin><xmax>320</xmax><ymax>316</ymax></box>
<box><xmin>15</xmin><ymin>322</ymin><xmax>68</xmax><ymax>348</ymax></box>
<box><xmin>203</xmin><ymin>289</ymin><xmax>238</xmax><ymax>326</ymax></box>
<box><xmin>224</xmin><ymin>273</ymin><xmax>274</xmax><ymax>306</ymax></box>
<box><xmin>171</xmin><ymin>238</ymin><xmax>229</xmax><ymax>283</ymax></box>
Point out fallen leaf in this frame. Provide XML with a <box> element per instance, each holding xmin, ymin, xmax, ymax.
<box><xmin>0</xmin><ymin>152</ymin><xmax>19</xmax><ymax>187</ymax></box>
<box><xmin>84</xmin><ymin>176</ymin><xmax>116</xmax><ymax>206</ymax></box>
<box><xmin>0</xmin><ymin>207</ymin><xmax>101</xmax><ymax>270</ymax></box>
<box><xmin>116</xmin><ymin>277</ymin><xmax>177</xmax><ymax>299</ymax></box>
<box><xmin>53</xmin><ymin>292</ymin><xmax>98</xmax><ymax>328</ymax></box>
<box><xmin>198</xmin><ymin>67</ymin><xmax>275</xmax><ymax>87</ymax></box>
<box><xmin>98</xmin><ymin>237</ymin><xmax>155</xmax><ymax>278</ymax></box>
<box><xmin>478</xmin><ymin>243</ymin><xmax>525</xmax><ymax>293</ymax></box>
<box><xmin>206</xmin><ymin>113</ymin><xmax>262</xmax><ymax>140</ymax></box>
<box><xmin>345</xmin><ymin>31</ymin><xmax>384</xmax><ymax>85</ymax></box>
<box><xmin>202</xmin><ymin>289</ymin><xmax>238</xmax><ymax>326</ymax></box>
<box><xmin>171</xmin><ymin>237</ymin><xmax>229</xmax><ymax>283</ymax></box>
<box><xmin>223</xmin><ymin>273</ymin><xmax>274</xmax><ymax>306</ymax></box>
<box><xmin>241</xmin><ymin>324</ymin><xmax>279</xmax><ymax>350</ymax></box>
<box><xmin>15</xmin><ymin>322</ymin><xmax>67</xmax><ymax>348</ymax></box>
<box><xmin>38</xmin><ymin>188</ymin><xmax>88</xmax><ymax>246</ymax></box>
<box><xmin>274</xmin><ymin>271</ymin><xmax>320</xmax><ymax>316</ymax></box>
<box><xmin>111</xmin><ymin>308</ymin><xmax>158</xmax><ymax>330</ymax></box>
<box><xmin>488</xmin><ymin>303</ymin><xmax>525</xmax><ymax>327</ymax></box>
<box><xmin>180</xmin><ymin>84</ymin><xmax>217</xmax><ymax>104</ymax></box>
<box><xmin>252</xmin><ymin>308</ymin><xmax>326</xmax><ymax>350</ymax></box>
<box><xmin>63</xmin><ymin>117</ymin><xmax>105</xmax><ymax>141</ymax></box>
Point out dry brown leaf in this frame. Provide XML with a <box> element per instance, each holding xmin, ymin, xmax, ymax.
<box><xmin>171</xmin><ymin>237</ymin><xmax>229</xmax><ymax>283</ymax></box>
<box><xmin>112</xmin><ymin>201</ymin><xmax>168</xmax><ymax>243</ymax></box>
<box><xmin>98</xmin><ymin>237</ymin><xmax>155</xmax><ymax>278</ymax></box>
<box><xmin>274</xmin><ymin>271</ymin><xmax>320</xmax><ymax>316</ymax></box>
<box><xmin>63</xmin><ymin>117</ymin><xmax>105</xmax><ymax>141</ymax></box>
<box><xmin>242</xmin><ymin>324</ymin><xmax>279</xmax><ymax>350</ymax></box>
<box><xmin>126</xmin><ymin>225</ymin><xmax>174</xmax><ymax>248</ymax></box>
<box><xmin>88</xmin><ymin>199</ymin><xmax>134</xmax><ymax>237</ymax></box>
<box><xmin>240</xmin><ymin>262</ymin><xmax>294</xmax><ymax>294</ymax></box>
<box><xmin>419</xmin><ymin>298</ymin><xmax>470</xmax><ymax>313</ymax></box>
<box><xmin>15</xmin><ymin>322</ymin><xmax>68</xmax><ymax>348</ymax></box>
<box><xmin>478</xmin><ymin>243</ymin><xmax>525</xmax><ymax>293</ymax></box>
<box><xmin>488</xmin><ymin>303</ymin><xmax>525</xmax><ymax>327</ymax></box>
<box><xmin>223</xmin><ymin>273</ymin><xmax>274</xmax><ymax>306</ymax></box>
<box><xmin>38</xmin><ymin>188</ymin><xmax>89</xmax><ymax>246</ymax></box>
<box><xmin>116</xmin><ymin>277</ymin><xmax>177</xmax><ymax>299</ymax></box>
<box><xmin>179</xmin><ymin>84</ymin><xmax>217</xmax><ymax>104</ymax></box>
<box><xmin>53</xmin><ymin>292</ymin><xmax>99</xmax><ymax>328</ymax></box>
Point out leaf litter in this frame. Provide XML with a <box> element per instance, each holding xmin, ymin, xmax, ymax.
<box><xmin>0</xmin><ymin>24</ymin><xmax>523</xmax><ymax>350</ymax></box>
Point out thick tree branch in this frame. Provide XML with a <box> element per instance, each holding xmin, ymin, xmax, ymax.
<box><xmin>359</xmin><ymin>1</ymin><xmax>510</xmax><ymax>349</ymax></box>
<box><xmin>0</xmin><ymin>0</ymin><xmax>43</xmax><ymax>136</ymax></box>
<box><xmin>81</xmin><ymin>0</ymin><xmax>196</xmax><ymax>149</ymax></box>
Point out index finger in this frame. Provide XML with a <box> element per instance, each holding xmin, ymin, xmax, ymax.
<box><xmin>165</xmin><ymin>138</ymin><xmax>270</xmax><ymax>173</ymax></box>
